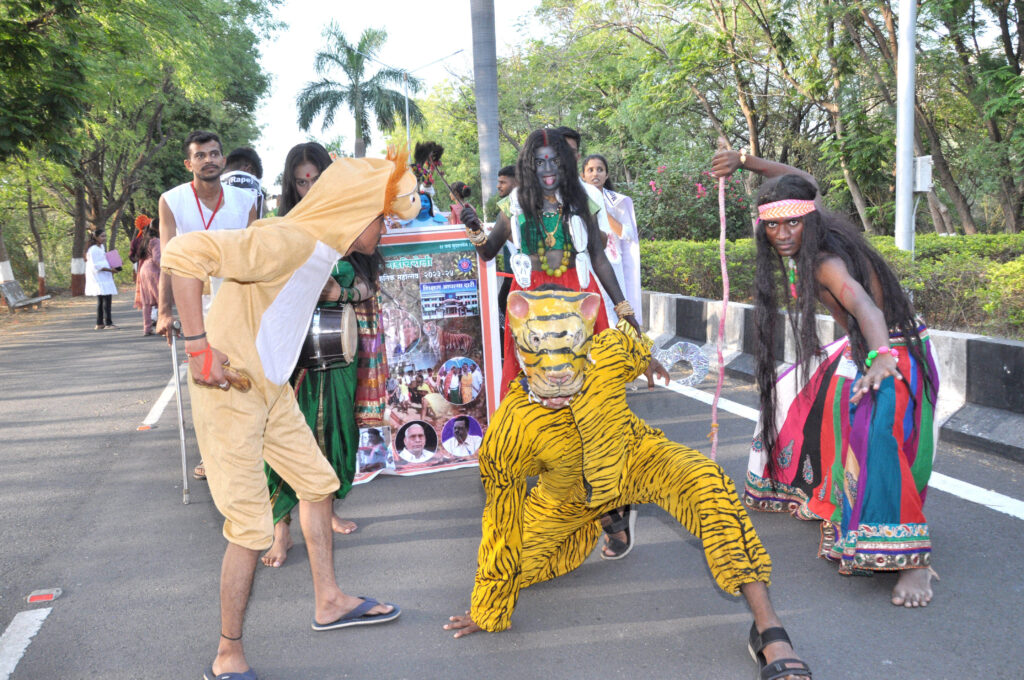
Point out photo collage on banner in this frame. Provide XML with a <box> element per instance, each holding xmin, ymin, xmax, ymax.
<box><xmin>353</xmin><ymin>229</ymin><xmax>497</xmax><ymax>483</ymax></box>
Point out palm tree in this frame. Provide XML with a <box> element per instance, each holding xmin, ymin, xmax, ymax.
<box><xmin>297</xmin><ymin>25</ymin><xmax>424</xmax><ymax>158</ymax></box>
<box><xmin>470</xmin><ymin>0</ymin><xmax>500</xmax><ymax>217</ymax></box>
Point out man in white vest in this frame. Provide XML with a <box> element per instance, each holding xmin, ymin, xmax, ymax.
<box><xmin>156</xmin><ymin>130</ymin><xmax>257</xmax><ymax>482</ymax></box>
<box><xmin>156</xmin><ymin>130</ymin><xmax>257</xmax><ymax>341</ymax></box>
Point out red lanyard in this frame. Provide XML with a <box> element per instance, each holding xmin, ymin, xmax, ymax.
<box><xmin>190</xmin><ymin>182</ymin><xmax>224</xmax><ymax>230</ymax></box>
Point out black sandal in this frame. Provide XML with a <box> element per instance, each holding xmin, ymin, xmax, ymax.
<box><xmin>599</xmin><ymin>505</ymin><xmax>636</xmax><ymax>561</ymax></box>
<box><xmin>747</xmin><ymin>622</ymin><xmax>812</xmax><ymax>679</ymax></box>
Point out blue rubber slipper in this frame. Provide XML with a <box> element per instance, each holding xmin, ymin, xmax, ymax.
<box><xmin>311</xmin><ymin>596</ymin><xmax>401</xmax><ymax>631</ymax></box>
<box><xmin>203</xmin><ymin>665</ymin><xmax>257</xmax><ymax>680</ymax></box>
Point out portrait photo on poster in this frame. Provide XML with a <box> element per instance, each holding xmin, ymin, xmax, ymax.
<box><xmin>382</xmin><ymin>306</ymin><xmax>438</xmax><ymax>371</ymax></box>
<box><xmin>394</xmin><ymin>420</ymin><xmax>439</xmax><ymax>469</ymax></box>
<box><xmin>354</xmin><ymin>426</ymin><xmax>392</xmax><ymax>482</ymax></box>
<box><xmin>438</xmin><ymin>356</ymin><xmax>483</xmax><ymax>406</ymax></box>
<box><xmin>440</xmin><ymin>415</ymin><xmax>483</xmax><ymax>460</ymax></box>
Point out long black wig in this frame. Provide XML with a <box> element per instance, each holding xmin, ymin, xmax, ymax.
<box><xmin>753</xmin><ymin>175</ymin><xmax>937</xmax><ymax>480</ymax></box>
<box><xmin>515</xmin><ymin>128</ymin><xmax>592</xmax><ymax>226</ymax></box>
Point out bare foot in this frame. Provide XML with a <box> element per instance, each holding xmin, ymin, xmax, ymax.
<box><xmin>261</xmin><ymin>521</ymin><xmax>293</xmax><ymax>568</ymax></box>
<box><xmin>315</xmin><ymin>593</ymin><xmax>394</xmax><ymax>626</ymax></box>
<box><xmin>601</xmin><ymin>529</ymin><xmax>627</xmax><ymax>558</ymax></box>
<box><xmin>331</xmin><ymin>515</ymin><xmax>357</xmax><ymax>534</ymax></box>
<box><xmin>891</xmin><ymin>567</ymin><xmax>936</xmax><ymax>607</ymax></box>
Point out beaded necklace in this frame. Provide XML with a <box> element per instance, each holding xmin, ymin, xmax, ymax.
<box><xmin>787</xmin><ymin>257</ymin><xmax>798</xmax><ymax>299</ymax></box>
<box><xmin>535</xmin><ymin>205</ymin><xmax>571</xmax><ymax>276</ymax></box>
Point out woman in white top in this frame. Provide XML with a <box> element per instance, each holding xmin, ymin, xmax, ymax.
<box><xmin>583</xmin><ymin>154</ymin><xmax>643</xmax><ymax>326</ymax></box>
<box><xmin>85</xmin><ymin>230</ymin><xmax>119</xmax><ymax>329</ymax></box>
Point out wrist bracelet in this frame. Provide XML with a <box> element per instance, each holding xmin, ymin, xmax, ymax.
<box><xmin>186</xmin><ymin>344</ymin><xmax>214</xmax><ymax>381</ymax></box>
<box><xmin>183</xmin><ymin>332</ymin><xmax>207</xmax><ymax>342</ymax></box>
<box><xmin>614</xmin><ymin>300</ymin><xmax>635</xmax><ymax>319</ymax></box>
<box><xmin>465</xmin><ymin>227</ymin><xmax>487</xmax><ymax>246</ymax></box>
<box><xmin>864</xmin><ymin>345</ymin><xmax>898</xmax><ymax>368</ymax></box>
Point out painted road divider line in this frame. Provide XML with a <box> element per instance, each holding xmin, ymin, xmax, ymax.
<box><xmin>656</xmin><ymin>380</ymin><xmax>1024</xmax><ymax>521</ymax></box>
<box><xmin>929</xmin><ymin>472</ymin><xmax>1024</xmax><ymax>521</ymax></box>
<box><xmin>0</xmin><ymin>608</ymin><xmax>52</xmax><ymax>680</ymax></box>
<box><xmin>138</xmin><ymin>363</ymin><xmax>187</xmax><ymax>430</ymax></box>
<box><xmin>662</xmin><ymin>381</ymin><xmax>761</xmax><ymax>421</ymax></box>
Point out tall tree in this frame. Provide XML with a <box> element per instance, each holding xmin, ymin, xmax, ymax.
<box><xmin>0</xmin><ymin>0</ymin><xmax>275</xmax><ymax>294</ymax></box>
<box><xmin>297</xmin><ymin>25</ymin><xmax>424</xmax><ymax>158</ymax></box>
<box><xmin>0</xmin><ymin>0</ymin><xmax>87</xmax><ymax>163</ymax></box>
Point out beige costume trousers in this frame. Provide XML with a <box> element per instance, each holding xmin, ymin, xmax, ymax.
<box><xmin>188</xmin><ymin>379</ymin><xmax>340</xmax><ymax>550</ymax></box>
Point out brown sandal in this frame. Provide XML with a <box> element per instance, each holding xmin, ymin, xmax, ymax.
<box><xmin>193</xmin><ymin>462</ymin><xmax>206</xmax><ymax>480</ymax></box>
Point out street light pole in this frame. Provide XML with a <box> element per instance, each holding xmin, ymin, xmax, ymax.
<box><xmin>894</xmin><ymin>0</ymin><xmax>918</xmax><ymax>254</ymax></box>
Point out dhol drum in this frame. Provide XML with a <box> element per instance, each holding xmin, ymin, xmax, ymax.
<box><xmin>298</xmin><ymin>305</ymin><xmax>358</xmax><ymax>371</ymax></box>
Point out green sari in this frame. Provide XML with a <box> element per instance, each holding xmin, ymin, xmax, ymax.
<box><xmin>266</xmin><ymin>260</ymin><xmax>359</xmax><ymax>524</ymax></box>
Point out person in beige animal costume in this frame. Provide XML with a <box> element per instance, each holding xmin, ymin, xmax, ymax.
<box><xmin>161</xmin><ymin>149</ymin><xmax>419</xmax><ymax>680</ymax></box>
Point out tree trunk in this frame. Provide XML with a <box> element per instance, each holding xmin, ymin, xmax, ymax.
<box><xmin>916</xmin><ymin>111</ymin><xmax>976</xmax><ymax>233</ymax></box>
<box><xmin>71</xmin><ymin>182</ymin><xmax>87</xmax><ymax>296</ymax></box>
<box><xmin>470</xmin><ymin>0</ymin><xmax>500</xmax><ymax>220</ymax></box>
<box><xmin>926</xmin><ymin>191</ymin><xmax>952</xmax><ymax>234</ymax></box>
<box><xmin>26</xmin><ymin>180</ymin><xmax>46</xmax><ymax>295</ymax></box>
<box><xmin>830</xmin><ymin>112</ymin><xmax>875</xmax><ymax>233</ymax></box>
<box><xmin>0</xmin><ymin>220</ymin><xmax>13</xmax><ymax>299</ymax></box>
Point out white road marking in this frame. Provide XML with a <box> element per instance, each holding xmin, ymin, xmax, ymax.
<box><xmin>140</xmin><ymin>363</ymin><xmax>187</xmax><ymax>428</ymax></box>
<box><xmin>928</xmin><ymin>473</ymin><xmax>1024</xmax><ymax>521</ymax></box>
<box><xmin>0</xmin><ymin>608</ymin><xmax>52</xmax><ymax>680</ymax></box>
<box><xmin>658</xmin><ymin>380</ymin><xmax>1024</xmax><ymax>521</ymax></box>
<box><xmin>662</xmin><ymin>380</ymin><xmax>761</xmax><ymax>421</ymax></box>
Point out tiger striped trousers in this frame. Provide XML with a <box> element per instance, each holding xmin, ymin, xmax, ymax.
<box><xmin>521</xmin><ymin>434</ymin><xmax>773</xmax><ymax>595</ymax></box>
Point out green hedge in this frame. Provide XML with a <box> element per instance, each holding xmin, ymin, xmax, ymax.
<box><xmin>640</xmin><ymin>233</ymin><xmax>1024</xmax><ymax>339</ymax></box>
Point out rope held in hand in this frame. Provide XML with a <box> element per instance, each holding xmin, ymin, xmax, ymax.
<box><xmin>710</xmin><ymin>176</ymin><xmax>730</xmax><ymax>460</ymax></box>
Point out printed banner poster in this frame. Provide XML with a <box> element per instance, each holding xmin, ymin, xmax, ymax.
<box><xmin>353</xmin><ymin>234</ymin><xmax>495</xmax><ymax>484</ymax></box>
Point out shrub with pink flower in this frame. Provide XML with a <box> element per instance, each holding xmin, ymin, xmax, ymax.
<box><xmin>632</xmin><ymin>164</ymin><xmax>752</xmax><ymax>241</ymax></box>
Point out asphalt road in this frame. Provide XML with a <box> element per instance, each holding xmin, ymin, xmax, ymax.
<box><xmin>1</xmin><ymin>296</ymin><xmax>1022</xmax><ymax>679</ymax></box>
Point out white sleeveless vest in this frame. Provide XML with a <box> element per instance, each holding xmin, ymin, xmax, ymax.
<box><xmin>162</xmin><ymin>181</ymin><xmax>253</xmax><ymax>298</ymax></box>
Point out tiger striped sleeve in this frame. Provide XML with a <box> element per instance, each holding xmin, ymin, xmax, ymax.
<box><xmin>598</xmin><ymin>320</ymin><xmax>652</xmax><ymax>384</ymax></box>
<box><xmin>470</xmin><ymin>407</ymin><xmax>531</xmax><ymax>632</ymax></box>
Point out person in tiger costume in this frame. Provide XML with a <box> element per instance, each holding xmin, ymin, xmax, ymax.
<box><xmin>443</xmin><ymin>286</ymin><xmax>813</xmax><ymax>680</ymax></box>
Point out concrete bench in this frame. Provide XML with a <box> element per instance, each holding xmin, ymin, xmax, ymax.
<box><xmin>1</xmin><ymin>280</ymin><xmax>51</xmax><ymax>312</ymax></box>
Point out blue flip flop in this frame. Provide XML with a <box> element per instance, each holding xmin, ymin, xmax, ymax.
<box><xmin>203</xmin><ymin>665</ymin><xmax>258</xmax><ymax>680</ymax></box>
<box><xmin>311</xmin><ymin>596</ymin><xmax>401</xmax><ymax>631</ymax></box>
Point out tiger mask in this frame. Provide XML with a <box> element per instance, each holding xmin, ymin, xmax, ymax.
<box><xmin>507</xmin><ymin>288</ymin><xmax>602</xmax><ymax>402</ymax></box>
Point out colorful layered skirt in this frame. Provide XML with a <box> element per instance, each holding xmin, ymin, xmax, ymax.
<box><xmin>745</xmin><ymin>328</ymin><xmax>939</xmax><ymax>574</ymax></box>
